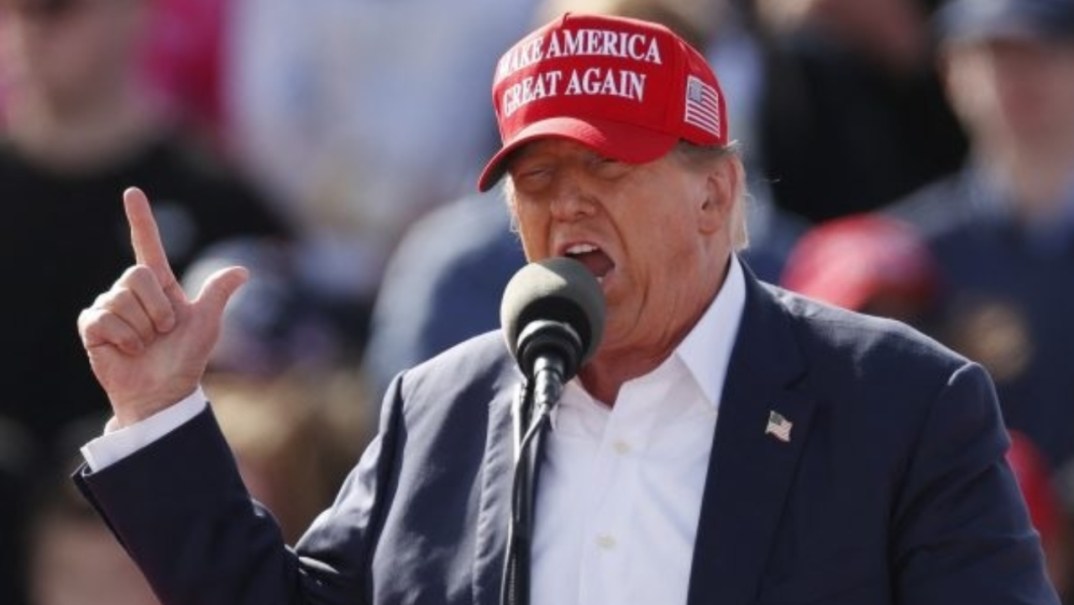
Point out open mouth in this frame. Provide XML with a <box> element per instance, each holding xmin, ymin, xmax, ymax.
<box><xmin>563</xmin><ymin>243</ymin><xmax>615</xmax><ymax>282</ymax></box>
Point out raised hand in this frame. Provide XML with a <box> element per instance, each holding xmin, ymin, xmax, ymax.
<box><xmin>77</xmin><ymin>187</ymin><xmax>249</xmax><ymax>427</ymax></box>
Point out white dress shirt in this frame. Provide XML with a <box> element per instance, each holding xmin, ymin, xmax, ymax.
<box><xmin>530</xmin><ymin>256</ymin><xmax>745</xmax><ymax>605</ymax></box>
<box><xmin>82</xmin><ymin>257</ymin><xmax>747</xmax><ymax>605</ymax></box>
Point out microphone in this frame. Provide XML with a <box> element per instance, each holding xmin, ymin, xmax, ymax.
<box><xmin>499</xmin><ymin>257</ymin><xmax>604</xmax><ymax>605</ymax></box>
<box><xmin>500</xmin><ymin>257</ymin><xmax>605</xmax><ymax>409</ymax></box>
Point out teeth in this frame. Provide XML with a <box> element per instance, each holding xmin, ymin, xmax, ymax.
<box><xmin>565</xmin><ymin>243</ymin><xmax>599</xmax><ymax>255</ymax></box>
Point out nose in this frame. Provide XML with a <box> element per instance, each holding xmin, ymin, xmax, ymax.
<box><xmin>548</xmin><ymin>175</ymin><xmax>596</xmax><ymax>222</ymax></box>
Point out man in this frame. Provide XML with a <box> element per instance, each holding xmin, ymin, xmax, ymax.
<box><xmin>890</xmin><ymin>0</ymin><xmax>1074</xmax><ymax>478</ymax></box>
<box><xmin>74</xmin><ymin>13</ymin><xmax>1057</xmax><ymax>605</ymax></box>
<box><xmin>0</xmin><ymin>0</ymin><xmax>290</xmax><ymax>447</ymax></box>
<box><xmin>1</xmin><ymin>2</ymin><xmax>288</xmax><ymax>599</ymax></box>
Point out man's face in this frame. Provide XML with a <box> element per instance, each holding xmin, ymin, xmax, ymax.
<box><xmin>945</xmin><ymin>36</ymin><xmax>1074</xmax><ymax>153</ymax></box>
<box><xmin>506</xmin><ymin>138</ymin><xmax>731</xmax><ymax>361</ymax></box>
<box><xmin>0</xmin><ymin>0</ymin><xmax>143</xmax><ymax>106</ymax></box>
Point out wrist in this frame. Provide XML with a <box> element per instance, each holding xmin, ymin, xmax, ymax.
<box><xmin>110</xmin><ymin>387</ymin><xmax>199</xmax><ymax>428</ymax></box>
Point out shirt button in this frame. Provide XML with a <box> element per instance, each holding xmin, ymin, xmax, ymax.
<box><xmin>596</xmin><ymin>534</ymin><xmax>617</xmax><ymax>550</ymax></box>
<box><xmin>612</xmin><ymin>440</ymin><xmax>632</xmax><ymax>455</ymax></box>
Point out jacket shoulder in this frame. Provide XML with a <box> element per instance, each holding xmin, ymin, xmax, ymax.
<box><xmin>390</xmin><ymin>331</ymin><xmax>517</xmax><ymax>418</ymax></box>
<box><xmin>766</xmin><ymin>283</ymin><xmax>970</xmax><ymax>391</ymax></box>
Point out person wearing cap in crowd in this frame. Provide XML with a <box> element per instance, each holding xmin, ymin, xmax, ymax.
<box><xmin>889</xmin><ymin>0</ymin><xmax>1074</xmax><ymax>482</ymax></box>
<box><xmin>779</xmin><ymin>213</ymin><xmax>942</xmax><ymax>327</ymax></box>
<box><xmin>71</xmin><ymin>12</ymin><xmax>1056</xmax><ymax>605</ymax></box>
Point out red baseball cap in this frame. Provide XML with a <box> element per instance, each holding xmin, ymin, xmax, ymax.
<box><xmin>780</xmin><ymin>214</ymin><xmax>938</xmax><ymax>313</ymax></box>
<box><xmin>1006</xmin><ymin>430</ymin><xmax>1063</xmax><ymax>550</ymax></box>
<box><xmin>477</xmin><ymin>13</ymin><xmax>728</xmax><ymax>192</ymax></box>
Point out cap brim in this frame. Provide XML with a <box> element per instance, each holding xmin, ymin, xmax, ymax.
<box><xmin>941</xmin><ymin>20</ymin><xmax>1055</xmax><ymax>43</ymax></box>
<box><xmin>936</xmin><ymin>1</ymin><xmax>1074</xmax><ymax>44</ymax></box>
<box><xmin>477</xmin><ymin>116</ymin><xmax>679</xmax><ymax>192</ymax></box>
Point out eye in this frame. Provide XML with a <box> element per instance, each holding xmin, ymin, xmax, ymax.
<box><xmin>518</xmin><ymin>165</ymin><xmax>550</xmax><ymax>179</ymax></box>
<box><xmin>590</xmin><ymin>155</ymin><xmax>630</xmax><ymax>179</ymax></box>
<box><xmin>510</xmin><ymin>164</ymin><xmax>554</xmax><ymax>193</ymax></box>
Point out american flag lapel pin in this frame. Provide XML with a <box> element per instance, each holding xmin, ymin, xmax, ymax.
<box><xmin>765</xmin><ymin>410</ymin><xmax>792</xmax><ymax>443</ymax></box>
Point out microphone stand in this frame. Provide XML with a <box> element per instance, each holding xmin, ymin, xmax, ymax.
<box><xmin>500</xmin><ymin>356</ymin><xmax>568</xmax><ymax>605</ymax></box>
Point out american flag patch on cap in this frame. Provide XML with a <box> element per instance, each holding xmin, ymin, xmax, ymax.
<box><xmin>684</xmin><ymin>75</ymin><xmax>721</xmax><ymax>137</ymax></box>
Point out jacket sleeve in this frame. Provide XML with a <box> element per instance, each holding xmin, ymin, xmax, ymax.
<box><xmin>891</xmin><ymin>362</ymin><xmax>1060</xmax><ymax>604</ymax></box>
<box><xmin>73</xmin><ymin>373</ymin><xmax>407</xmax><ymax>605</ymax></box>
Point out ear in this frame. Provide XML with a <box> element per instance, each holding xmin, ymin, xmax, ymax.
<box><xmin>697</xmin><ymin>154</ymin><xmax>742</xmax><ymax>235</ymax></box>
<box><xmin>938</xmin><ymin>44</ymin><xmax>985</xmax><ymax>137</ymax></box>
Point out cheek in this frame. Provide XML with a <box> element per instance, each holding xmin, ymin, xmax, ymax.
<box><xmin>1044</xmin><ymin>64</ymin><xmax>1074</xmax><ymax>110</ymax></box>
<box><xmin>619</xmin><ymin>220</ymin><xmax>683</xmax><ymax>285</ymax></box>
<box><xmin>513</xmin><ymin>206</ymin><xmax>549</xmax><ymax>260</ymax></box>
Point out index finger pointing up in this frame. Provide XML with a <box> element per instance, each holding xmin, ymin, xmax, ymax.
<box><xmin>124</xmin><ymin>187</ymin><xmax>179</xmax><ymax>288</ymax></box>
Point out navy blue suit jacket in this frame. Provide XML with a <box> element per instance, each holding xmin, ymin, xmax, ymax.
<box><xmin>76</xmin><ymin>269</ymin><xmax>1058</xmax><ymax>605</ymax></box>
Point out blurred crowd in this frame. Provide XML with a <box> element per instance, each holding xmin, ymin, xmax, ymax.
<box><xmin>1</xmin><ymin>0</ymin><xmax>1073</xmax><ymax>602</ymax></box>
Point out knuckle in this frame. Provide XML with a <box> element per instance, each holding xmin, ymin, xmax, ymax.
<box><xmin>92</xmin><ymin>291</ymin><xmax>113</xmax><ymax>308</ymax></box>
<box><xmin>122</xmin><ymin>263</ymin><xmax>151</xmax><ymax>280</ymax></box>
<box><xmin>78</xmin><ymin>313</ymin><xmax>109</xmax><ymax>343</ymax></box>
<box><xmin>112</xmin><ymin>285</ymin><xmax>135</xmax><ymax>304</ymax></box>
<box><xmin>104</xmin><ymin>288</ymin><xmax>136</xmax><ymax>316</ymax></box>
<box><xmin>76</xmin><ymin>310</ymin><xmax>95</xmax><ymax>335</ymax></box>
<box><xmin>117</xmin><ymin>333</ymin><xmax>143</xmax><ymax>353</ymax></box>
<box><xmin>150</xmin><ymin>305</ymin><xmax>175</xmax><ymax>325</ymax></box>
<box><xmin>109</xmin><ymin>319</ymin><xmax>143</xmax><ymax>350</ymax></box>
<box><xmin>117</xmin><ymin>264</ymin><xmax>158</xmax><ymax>292</ymax></box>
<box><xmin>77</xmin><ymin>306</ymin><xmax>100</xmax><ymax>330</ymax></box>
<box><xmin>116</xmin><ymin>265</ymin><xmax>140</xmax><ymax>287</ymax></box>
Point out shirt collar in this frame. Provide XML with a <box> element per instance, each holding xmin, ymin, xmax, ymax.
<box><xmin>676</xmin><ymin>254</ymin><xmax>747</xmax><ymax>411</ymax></box>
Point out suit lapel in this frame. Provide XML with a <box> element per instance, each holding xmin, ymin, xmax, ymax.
<box><xmin>472</xmin><ymin>370</ymin><xmax>523</xmax><ymax>605</ymax></box>
<box><xmin>687</xmin><ymin>271</ymin><xmax>816</xmax><ymax>605</ymax></box>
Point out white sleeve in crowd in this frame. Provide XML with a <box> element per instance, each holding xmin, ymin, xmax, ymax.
<box><xmin>81</xmin><ymin>387</ymin><xmax>208</xmax><ymax>472</ymax></box>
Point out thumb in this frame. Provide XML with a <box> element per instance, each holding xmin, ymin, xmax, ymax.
<box><xmin>192</xmin><ymin>266</ymin><xmax>249</xmax><ymax>318</ymax></box>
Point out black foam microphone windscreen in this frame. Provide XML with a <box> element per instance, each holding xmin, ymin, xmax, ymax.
<box><xmin>500</xmin><ymin>257</ymin><xmax>605</xmax><ymax>379</ymax></box>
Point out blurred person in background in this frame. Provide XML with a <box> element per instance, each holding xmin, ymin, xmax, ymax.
<box><xmin>180</xmin><ymin>238</ymin><xmax>360</xmax><ymax>377</ymax></box>
<box><xmin>780</xmin><ymin>213</ymin><xmax>941</xmax><ymax>328</ymax></box>
<box><xmin>222</xmin><ymin>0</ymin><xmax>537</xmax><ymax>333</ymax></box>
<box><xmin>0</xmin><ymin>2</ymin><xmax>291</xmax><ymax>597</ymax></box>
<box><xmin>0</xmin><ymin>0</ymin><xmax>230</xmax><ymax>138</ymax></box>
<box><xmin>362</xmin><ymin>191</ymin><xmax>526</xmax><ymax>400</ymax></box>
<box><xmin>27</xmin><ymin>481</ymin><xmax>161</xmax><ymax>605</ymax></box>
<box><xmin>204</xmin><ymin>368</ymin><xmax>370</xmax><ymax>544</ymax></box>
<box><xmin>25</xmin><ymin>418</ymin><xmax>160</xmax><ymax>605</ymax></box>
<box><xmin>0</xmin><ymin>0</ymin><xmax>291</xmax><ymax>449</ymax></box>
<box><xmin>753</xmin><ymin>0</ymin><xmax>968</xmax><ymax>223</ymax></box>
<box><xmin>890</xmin><ymin>0</ymin><xmax>1074</xmax><ymax>480</ymax></box>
